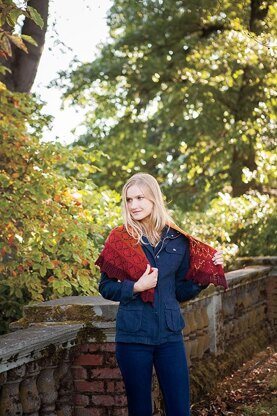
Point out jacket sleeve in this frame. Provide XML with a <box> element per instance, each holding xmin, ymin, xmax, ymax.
<box><xmin>175</xmin><ymin>238</ymin><xmax>208</xmax><ymax>302</ymax></box>
<box><xmin>98</xmin><ymin>272</ymin><xmax>138</xmax><ymax>303</ymax></box>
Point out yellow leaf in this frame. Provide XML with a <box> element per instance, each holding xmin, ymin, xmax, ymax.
<box><xmin>7</xmin><ymin>34</ymin><xmax>28</xmax><ymax>53</ymax></box>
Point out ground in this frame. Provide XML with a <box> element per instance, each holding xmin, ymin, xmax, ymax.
<box><xmin>191</xmin><ymin>340</ymin><xmax>277</xmax><ymax>416</ymax></box>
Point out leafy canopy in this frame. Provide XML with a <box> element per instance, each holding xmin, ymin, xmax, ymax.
<box><xmin>62</xmin><ymin>0</ymin><xmax>276</xmax><ymax>210</ymax></box>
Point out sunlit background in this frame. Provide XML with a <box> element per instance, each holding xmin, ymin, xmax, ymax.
<box><xmin>34</xmin><ymin>0</ymin><xmax>112</xmax><ymax>144</ymax></box>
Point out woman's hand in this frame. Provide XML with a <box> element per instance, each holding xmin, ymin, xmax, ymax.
<box><xmin>213</xmin><ymin>250</ymin><xmax>224</xmax><ymax>266</ymax></box>
<box><xmin>133</xmin><ymin>264</ymin><xmax>158</xmax><ymax>293</ymax></box>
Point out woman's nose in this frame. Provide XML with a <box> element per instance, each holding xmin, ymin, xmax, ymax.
<box><xmin>130</xmin><ymin>200</ymin><xmax>138</xmax><ymax>209</ymax></box>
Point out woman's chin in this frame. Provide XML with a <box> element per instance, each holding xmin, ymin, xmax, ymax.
<box><xmin>132</xmin><ymin>215</ymin><xmax>143</xmax><ymax>221</ymax></box>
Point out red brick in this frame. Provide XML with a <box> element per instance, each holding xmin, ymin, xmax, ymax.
<box><xmin>90</xmin><ymin>410</ymin><xmax>107</xmax><ymax>416</ymax></box>
<box><xmin>89</xmin><ymin>409</ymin><xmax>107</xmax><ymax>416</ymax></box>
<box><xmin>115</xmin><ymin>381</ymin><xmax>125</xmax><ymax>394</ymax></box>
<box><xmin>106</xmin><ymin>381</ymin><xmax>114</xmax><ymax>393</ymax></box>
<box><xmin>104</xmin><ymin>354</ymin><xmax>117</xmax><ymax>367</ymax></box>
<box><xmin>74</xmin><ymin>380</ymin><xmax>104</xmax><ymax>393</ymax></box>
<box><xmin>78</xmin><ymin>344</ymin><xmax>90</xmax><ymax>353</ymax></box>
<box><xmin>74</xmin><ymin>354</ymin><xmax>103</xmax><ymax>366</ymax></box>
<box><xmin>71</xmin><ymin>366</ymin><xmax>87</xmax><ymax>380</ymax></box>
<box><xmin>114</xmin><ymin>394</ymin><xmax>127</xmax><ymax>407</ymax></box>
<box><xmin>91</xmin><ymin>394</ymin><xmax>115</xmax><ymax>407</ymax></box>
<box><xmin>87</xmin><ymin>343</ymin><xmax>102</xmax><ymax>352</ymax></box>
<box><xmin>74</xmin><ymin>408</ymin><xmax>107</xmax><ymax>416</ymax></box>
<box><xmin>74</xmin><ymin>394</ymin><xmax>90</xmax><ymax>407</ymax></box>
<box><xmin>101</xmin><ymin>343</ymin><xmax>115</xmax><ymax>352</ymax></box>
<box><xmin>74</xmin><ymin>408</ymin><xmax>94</xmax><ymax>416</ymax></box>
<box><xmin>106</xmin><ymin>380</ymin><xmax>125</xmax><ymax>393</ymax></box>
<box><xmin>90</xmin><ymin>368</ymin><xmax>122</xmax><ymax>380</ymax></box>
<box><xmin>113</xmin><ymin>409</ymin><xmax>128</xmax><ymax>416</ymax></box>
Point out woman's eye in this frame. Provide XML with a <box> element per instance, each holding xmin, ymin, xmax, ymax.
<box><xmin>138</xmin><ymin>196</ymin><xmax>144</xmax><ymax>200</ymax></box>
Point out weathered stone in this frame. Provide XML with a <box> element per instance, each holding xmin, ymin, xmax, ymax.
<box><xmin>0</xmin><ymin>381</ymin><xmax>23</xmax><ymax>416</ymax></box>
<box><xmin>0</xmin><ymin>257</ymin><xmax>276</xmax><ymax>415</ymax></box>
<box><xmin>37</xmin><ymin>367</ymin><xmax>58</xmax><ymax>416</ymax></box>
<box><xmin>0</xmin><ymin>324</ymin><xmax>83</xmax><ymax>373</ymax></box>
<box><xmin>23</xmin><ymin>296</ymin><xmax>118</xmax><ymax>325</ymax></box>
<box><xmin>19</xmin><ymin>361</ymin><xmax>40</xmax><ymax>415</ymax></box>
<box><xmin>55</xmin><ymin>357</ymin><xmax>74</xmax><ymax>416</ymax></box>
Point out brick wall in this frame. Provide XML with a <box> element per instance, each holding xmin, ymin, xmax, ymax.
<box><xmin>72</xmin><ymin>343</ymin><xmax>127</xmax><ymax>416</ymax></box>
<box><xmin>72</xmin><ymin>342</ymin><xmax>162</xmax><ymax>415</ymax></box>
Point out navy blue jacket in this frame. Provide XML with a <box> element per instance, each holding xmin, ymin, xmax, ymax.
<box><xmin>98</xmin><ymin>226</ymin><xmax>206</xmax><ymax>344</ymax></box>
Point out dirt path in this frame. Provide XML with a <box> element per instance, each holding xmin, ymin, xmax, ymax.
<box><xmin>191</xmin><ymin>340</ymin><xmax>277</xmax><ymax>416</ymax></box>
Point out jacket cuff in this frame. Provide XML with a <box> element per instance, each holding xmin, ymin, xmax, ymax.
<box><xmin>120</xmin><ymin>280</ymin><xmax>138</xmax><ymax>302</ymax></box>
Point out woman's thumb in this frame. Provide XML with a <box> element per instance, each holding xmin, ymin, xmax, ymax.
<box><xmin>145</xmin><ymin>264</ymin><xmax>151</xmax><ymax>273</ymax></box>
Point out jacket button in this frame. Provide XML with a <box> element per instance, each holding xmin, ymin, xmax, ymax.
<box><xmin>157</xmin><ymin>255</ymin><xmax>159</xmax><ymax>259</ymax></box>
<box><xmin>173</xmin><ymin>248</ymin><xmax>176</xmax><ymax>251</ymax></box>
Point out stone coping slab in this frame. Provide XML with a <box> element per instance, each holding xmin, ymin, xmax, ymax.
<box><xmin>226</xmin><ymin>265</ymin><xmax>271</xmax><ymax>286</ymax></box>
<box><xmin>23</xmin><ymin>296</ymin><xmax>119</xmax><ymax>324</ymax></box>
<box><xmin>235</xmin><ymin>256</ymin><xmax>277</xmax><ymax>266</ymax></box>
<box><xmin>0</xmin><ymin>324</ymin><xmax>83</xmax><ymax>373</ymax></box>
<box><xmin>17</xmin><ymin>266</ymin><xmax>271</xmax><ymax>326</ymax></box>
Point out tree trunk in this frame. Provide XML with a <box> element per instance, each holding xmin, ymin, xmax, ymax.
<box><xmin>230</xmin><ymin>146</ymin><xmax>257</xmax><ymax>197</ymax></box>
<box><xmin>0</xmin><ymin>0</ymin><xmax>49</xmax><ymax>92</ymax></box>
<box><xmin>230</xmin><ymin>0</ymin><xmax>270</xmax><ymax>197</ymax></box>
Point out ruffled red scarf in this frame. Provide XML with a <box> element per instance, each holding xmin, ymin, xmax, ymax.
<box><xmin>95</xmin><ymin>223</ymin><xmax>227</xmax><ymax>303</ymax></box>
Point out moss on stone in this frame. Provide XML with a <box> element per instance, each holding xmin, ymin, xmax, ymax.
<box><xmin>23</xmin><ymin>304</ymin><xmax>98</xmax><ymax>324</ymax></box>
<box><xmin>76</xmin><ymin>322</ymin><xmax>106</xmax><ymax>345</ymax></box>
<box><xmin>190</xmin><ymin>326</ymin><xmax>272</xmax><ymax>403</ymax></box>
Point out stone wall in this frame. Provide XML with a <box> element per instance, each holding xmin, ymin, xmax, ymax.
<box><xmin>0</xmin><ymin>257</ymin><xmax>276</xmax><ymax>415</ymax></box>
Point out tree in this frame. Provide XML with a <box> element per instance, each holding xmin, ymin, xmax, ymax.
<box><xmin>0</xmin><ymin>0</ymin><xmax>49</xmax><ymax>92</ymax></box>
<box><xmin>62</xmin><ymin>0</ymin><xmax>276</xmax><ymax>210</ymax></box>
<box><xmin>0</xmin><ymin>1</ymin><xmax>121</xmax><ymax>333</ymax></box>
<box><xmin>0</xmin><ymin>83</ymin><xmax>121</xmax><ymax>334</ymax></box>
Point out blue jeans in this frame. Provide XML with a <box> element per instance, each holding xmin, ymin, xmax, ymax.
<box><xmin>116</xmin><ymin>340</ymin><xmax>190</xmax><ymax>416</ymax></box>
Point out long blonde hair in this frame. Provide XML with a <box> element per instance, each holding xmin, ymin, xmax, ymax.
<box><xmin>121</xmin><ymin>173</ymin><xmax>173</xmax><ymax>245</ymax></box>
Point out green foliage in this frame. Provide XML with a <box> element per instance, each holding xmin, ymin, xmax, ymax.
<box><xmin>208</xmin><ymin>192</ymin><xmax>277</xmax><ymax>257</ymax></box>
<box><xmin>60</xmin><ymin>0</ymin><xmax>276</xmax><ymax>210</ymax></box>
<box><xmin>0</xmin><ymin>0</ymin><xmax>42</xmax><ymax>63</ymax></box>
<box><xmin>172</xmin><ymin>191</ymin><xmax>276</xmax><ymax>267</ymax></box>
<box><xmin>0</xmin><ymin>84</ymin><xmax>121</xmax><ymax>334</ymax></box>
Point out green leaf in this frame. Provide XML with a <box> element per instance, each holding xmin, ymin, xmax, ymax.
<box><xmin>15</xmin><ymin>288</ymin><xmax>22</xmax><ymax>298</ymax></box>
<box><xmin>6</xmin><ymin>9</ymin><xmax>22</xmax><ymax>27</ymax></box>
<box><xmin>39</xmin><ymin>265</ymin><xmax>47</xmax><ymax>277</ymax></box>
<box><xmin>26</xmin><ymin>6</ymin><xmax>44</xmax><ymax>29</ymax></box>
<box><xmin>0</xmin><ymin>65</ymin><xmax>12</xmax><ymax>75</ymax></box>
<box><xmin>21</xmin><ymin>35</ymin><xmax>38</xmax><ymax>47</ymax></box>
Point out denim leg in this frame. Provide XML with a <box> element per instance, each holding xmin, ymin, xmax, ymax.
<box><xmin>153</xmin><ymin>340</ymin><xmax>190</xmax><ymax>416</ymax></box>
<box><xmin>116</xmin><ymin>342</ymin><xmax>154</xmax><ymax>416</ymax></box>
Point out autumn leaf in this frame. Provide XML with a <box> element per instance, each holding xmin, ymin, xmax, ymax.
<box><xmin>7</xmin><ymin>34</ymin><xmax>28</xmax><ymax>53</ymax></box>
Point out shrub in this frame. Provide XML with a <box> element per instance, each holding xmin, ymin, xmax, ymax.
<box><xmin>0</xmin><ymin>85</ymin><xmax>121</xmax><ymax>333</ymax></box>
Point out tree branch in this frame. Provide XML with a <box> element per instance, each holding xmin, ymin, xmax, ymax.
<box><xmin>0</xmin><ymin>0</ymin><xmax>49</xmax><ymax>92</ymax></box>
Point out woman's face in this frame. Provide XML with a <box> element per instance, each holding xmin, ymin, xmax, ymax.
<box><xmin>126</xmin><ymin>184</ymin><xmax>154</xmax><ymax>223</ymax></box>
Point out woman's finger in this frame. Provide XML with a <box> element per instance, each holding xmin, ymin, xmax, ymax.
<box><xmin>213</xmin><ymin>250</ymin><xmax>224</xmax><ymax>265</ymax></box>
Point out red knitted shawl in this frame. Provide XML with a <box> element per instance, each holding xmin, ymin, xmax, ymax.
<box><xmin>95</xmin><ymin>223</ymin><xmax>227</xmax><ymax>303</ymax></box>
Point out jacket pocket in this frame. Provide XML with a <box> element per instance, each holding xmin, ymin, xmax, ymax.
<box><xmin>165</xmin><ymin>245</ymin><xmax>183</xmax><ymax>255</ymax></box>
<box><xmin>165</xmin><ymin>303</ymin><xmax>185</xmax><ymax>332</ymax></box>
<box><xmin>116</xmin><ymin>306</ymin><xmax>143</xmax><ymax>332</ymax></box>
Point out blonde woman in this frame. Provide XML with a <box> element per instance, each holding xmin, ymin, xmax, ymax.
<box><xmin>96</xmin><ymin>173</ymin><xmax>226</xmax><ymax>416</ymax></box>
